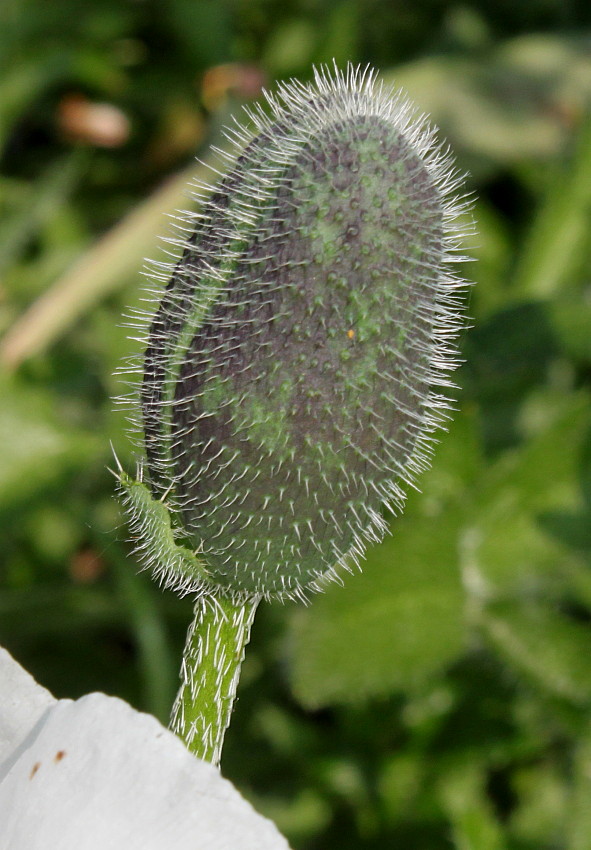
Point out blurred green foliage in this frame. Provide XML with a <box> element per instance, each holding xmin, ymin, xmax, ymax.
<box><xmin>2</xmin><ymin>0</ymin><xmax>591</xmax><ymax>848</ymax></box>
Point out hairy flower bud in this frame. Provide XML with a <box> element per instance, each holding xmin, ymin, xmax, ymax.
<box><xmin>119</xmin><ymin>64</ymin><xmax>471</xmax><ymax>601</ymax></box>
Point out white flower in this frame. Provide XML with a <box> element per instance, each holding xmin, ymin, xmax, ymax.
<box><xmin>0</xmin><ymin>646</ymin><xmax>290</xmax><ymax>850</ymax></box>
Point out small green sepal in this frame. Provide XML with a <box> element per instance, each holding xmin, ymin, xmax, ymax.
<box><xmin>117</xmin><ymin>469</ymin><xmax>213</xmax><ymax>596</ymax></box>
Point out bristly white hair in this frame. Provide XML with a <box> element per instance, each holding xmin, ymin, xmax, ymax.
<box><xmin>115</xmin><ymin>61</ymin><xmax>473</xmax><ymax>603</ymax></box>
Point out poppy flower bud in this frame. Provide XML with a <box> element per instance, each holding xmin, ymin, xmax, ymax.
<box><xmin>120</xmin><ymin>64</ymin><xmax>470</xmax><ymax>601</ymax></box>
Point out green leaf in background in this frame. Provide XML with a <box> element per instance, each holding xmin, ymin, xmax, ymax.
<box><xmin>567</xmin><ymin>724</ymin><xmax>591</xmax><ymax>850</ymax></box>
<box><xmin>512</xmin><ymin>116</ymin><xmax>591</xmax><ymax>301</ymax></box>
<box><xmin>0</xmin><ymin>374</ymin><xmax>98</xmax><ymax>508</ymax></box>
<box><xmin>390</xmin><ymin>34</ymin><xmax>591</xmax><ymax>172</ymax></box>
<box><xmin>0</xmin><ymin>153</ymin><xmax>85</xmax><ymax>277</ymax></box>
<box><xmin>437</xmin><ymin>763</ymin><xmax>506</xmax><ymax>850</ymax></box>
<box><xmin>464</xmin><ymin>395</ymin><xmax>591</xmax><ymax>596</ymax></box>
<box><xmin>288</xmin><ymin>414</ymin><xmax>482</xmax><ymax>708</ymax></box>
<box><xmin>481</xmin><ymin>601</ymin><xmax>591</xmax><ymax>704</ymax></box>
<box><xmin>289</xmin><ymin>508</ymin><xmax>466</xmax><ymax>708</ymax></box>
<box><xmin>509</xmin><ymin>759</ymin><xmax>569</xmax><ymax>849</ymax></box>
<box><xmin>547</xmin><ymin>295</ymin><xmax>591</xmax><ymax>365</ymax></box>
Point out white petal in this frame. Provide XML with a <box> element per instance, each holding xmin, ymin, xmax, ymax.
<box><xmin>0</xmin><ymin>656</ymin><xmax>290</xmax><ymax>850</ymax></box>
<box><xmin>0</xmin><ymin>647</ymin><xmax>55</xmax><ymax>772</ymax></box>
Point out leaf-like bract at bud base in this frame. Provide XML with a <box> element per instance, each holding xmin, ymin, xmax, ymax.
<box><xmin>126</xmin><ymin>65</ymin><xmax>470</xmax><ymax>600</ymax></box>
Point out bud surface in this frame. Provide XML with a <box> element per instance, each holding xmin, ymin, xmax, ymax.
<box><xmin>125</xmin><ymin>65</ymin><xmax>470</xmax><ymax>599</ymax></box>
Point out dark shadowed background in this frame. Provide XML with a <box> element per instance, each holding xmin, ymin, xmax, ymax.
<box><xmin>2</xmin><ymin>1</ymin><xmax>591</xmax><ymax>847</ymax></box>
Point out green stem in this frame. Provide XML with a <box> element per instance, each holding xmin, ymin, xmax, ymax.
<box><xmin>169</xmin><ymin>593</ymin><xmax>260</xmax><ymax>766</ymax></box>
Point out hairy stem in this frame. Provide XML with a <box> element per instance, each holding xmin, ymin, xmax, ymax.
<box><xmin>170</xmin><ymin>593</ymin><xmax>260</xmax><ymax>766</ymax></box>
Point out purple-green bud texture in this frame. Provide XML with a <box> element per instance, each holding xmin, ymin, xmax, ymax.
<box><xmin>126</xmin><ymin>65</ymin><xmax>470</xmax><ymax>600</ymax></box>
